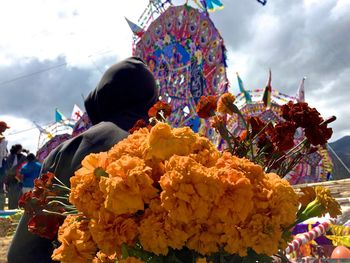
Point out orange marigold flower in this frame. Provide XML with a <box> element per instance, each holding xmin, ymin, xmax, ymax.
<box><xmin>209</xmin><ymin>115</ymin><xmax>226</xmax><ymax>131</ymax></box>
<box><xmin>148</xmin><ymin>101</ymin><xmax>172</xmax><ymax>118</ymax></box>
<box><xmin>108</xmin><ymin>127</ymin><xmax>149</xmax><ymax>161</ymax></box>
<box><xmin>211</xmin><ymin>156</ymin><xmax>255</xmax><ymax>224</ymax></box>
<box><xmin>263</xmin><ymin>173</ymin><xmax>299</xmax><ymax>227</ymax></box>
<box><xmin>217</xmin><ymin>93</ymin><xmax>236</xmax><ymax>115</ymax></box>
<box><xmin>69</xmin><ymin>152</ymin><xmax>108</xmax><ymax>219</ymax></box>
<box><xmin>196</xmin><ymin>95</ymin><xmax>217</xmax><ymax>118</ymax></box>
<box><xmin>144</xmin><ymin>122</ymin><xmax>198</xmax><ymax>161</ymax></box>
<box><xmin>145</xmin><ymin>158</ymin><xmax>165</xmax><ymax>184</ymax></box>
<box><xmin>221</xmin><ymin>224</ymin><xmax>246</xmax><ymax>256</ymax></box>
<box><xmin>189</xmin><ymin>136</ymin><xmax>220</xmax><ymax>167</ymax></box>
<box><xmin>100</xmin><ymin>155</ymin><xmax>157</xmax><ymax>216</ymax></box>
<box><xmin>160</xmin><ymin>156</ymin><xmax>224</xmax><ymax>224</ymax></box>
<box><xmin>92</xmin><ymin>251</ymin><xmax>117</xmax><ymax>263</ymax></box>
<box><xmin>298</xmin><ymin>186</ymin><xmax>316</xmax><ymax>207</ymax></box>
<box><xmin>185</xmin><ymin>218</ymin><xmax>222</xmax><ymax>255</ymax></box>
<box><xmin>215</xmin><ymin>152</ymin><xmax>264</xmax><ymax>183</ymax></box>
<box><xmin>52</xmin><ymin>215</ymin><xmax>98</xmax><ymax>263</ymax></box>
<box><xmin>89</xmin><ymin>208</ymin><xmax>138</xmax><ymax>256</ymax></box>
<box><xmin>119</xmin><ymin>257</ymin><xmax>145</xmax><ymax>263</ymax></box>
<box><xmin>212</xmin><ymin>175</ymin><xmax>254</xmax><ymax>224</ymax></box>
<box><xmin>139</xmin><ymin>199</ymin><xmax>189</xmax><ymax>255</ymax></box>
<box><xmin>239</xmin><ymin>214</ymin><xmax>282</xmax><ymax>256</ymax></box>
<box><xmin>299</xmin><ymin>186</ymin><xmax>341</xmax><ymax>219</ymax></box>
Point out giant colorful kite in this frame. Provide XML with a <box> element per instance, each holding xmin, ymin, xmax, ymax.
<box><xmin>128</xmin><ymin>0</ymin><xmax>229</xmax><ymax>138</ymax></box>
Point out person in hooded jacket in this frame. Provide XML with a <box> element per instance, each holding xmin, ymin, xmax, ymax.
<box><xmin>7</xmin><ymin>57</ymin><xmax>158</xmax><ymax>263</ymax></box>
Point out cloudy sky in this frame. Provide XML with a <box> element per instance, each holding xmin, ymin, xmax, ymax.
<box><xmin>0</xmin><ymin>0</ymin><xmax>349</xmax><ymax>153</ymax></box>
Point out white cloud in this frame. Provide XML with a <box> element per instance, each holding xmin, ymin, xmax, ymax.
<box><xmin>0</xmin><ymin>0</ymin><xmax>148</xmax><ymax>66</ymax></box>
<box><xmin>331</xmin><ymin>0</ymin><xmax>350</xmax><ymax>19</ymax></box>
<box><xmin>0</xmin><ymin>115</ymin><xmax>40</xmax><ymax>153</ymax></box>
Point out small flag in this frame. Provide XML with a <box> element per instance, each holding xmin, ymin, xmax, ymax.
<box><xmin>262</xmin><ymin>69</ymin><xmax>272</xmax><ymax>108</ymax></box>
<box><xmin>125</xmin><ymin>17</ymin><xmax>144</xmax><ymax>38</ymax></box>
<box><xmin>236</xmin><ymin>72</ymin><xmax>252</xmax><ymax>104</ymax></box>
<box><xmin>55</xmin><ymin>108</ymin><xmax>67</xmax><ymax>122</ymax></box>
<box><xmin>71</xmin><ymin>104</ymin><xmax>84</xmax><ymax>122</ymax></box>
<box><xmin>296</xmin><ymin>77</ymin><xmax>306</xmax><ymax>102</ymax></box>
<box><xmin>33</xmin><ymin>121</ymin><xmax>53</xmax><ymax>138</ymax></box>
<box><xmin>201</xmin><ymin>0</ymin><xmax>224</xmax><ymax>12</ymax></box>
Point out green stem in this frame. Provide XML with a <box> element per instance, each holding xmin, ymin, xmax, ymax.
<box><xmin>54</xmin><ymin>176</ymin><xmax>70</xmax><ymax>188</ymax></box>
<box><xmin>52</xmin><ymin>183</ymin><xmax>71</xmax><ymax>192</ymax></box>
<box><xmin>41</xmin><ymin>209</ymin><xmax>67</xmax><ymax>217</ymax></box>
<box><xmin>46</xmin><ymin>196</ymin><xmax>69</xmax><ymax>200</ymax></box>
<box><xmin>48</xmin><ymin>200</ymin><xmax>76</xmax><ymax>209</ymax></box>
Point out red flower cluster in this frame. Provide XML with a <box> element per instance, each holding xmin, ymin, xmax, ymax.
<box><xmin>250</xmin><ymin>117</ymin><xmax>319</xmax><ymax>156</ymax></box>
<box><xmin>196</xmin><ymin>95</ymin><xmax>218</xmax><ymax>118</ymax></box>
<box><xmin>18</xmin><ymin>172</ymin><xmax>65</xmax><ymax>239</ymax></box>
<box><xmin>128</xmin><ymin>119</ymin><xmax>151</xmax><ymax>134</ymax></box>
<box><xmin>148</xmin><ymin>101</ymin><xmax>172</xmax><ymax>119</ymax></box>
<box><xmin>281</xmin><ymin>102</ymin><xmax>333</xmax><ymax>146</ymax></box>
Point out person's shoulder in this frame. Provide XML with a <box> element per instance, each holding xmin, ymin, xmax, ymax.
<box><xmin>83</xmin><ymin>121</ymin><xmax>129</xmax><ymax>143</ymax></box>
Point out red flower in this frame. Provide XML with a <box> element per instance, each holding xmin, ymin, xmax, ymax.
<box><xmin>128</xmin><ymin>119</ymin><xmax>150</xmax><ymax>134</ymax></box>
<box><xmin>305</xmin><ymin>126</ymin><xmax>333</xmax><ymax>146</ymax></box>
<box><xmin>281</xmin><ymin>101</ymin><xmax>323</xmax><ymax>128</ymax></box>
<box><xmin>281</xmin><ymin>101</ymin><xmax>333</xmax><ymax>146</ymax></box>
<box><xmin>271</xmin><ymin>121</ymin><xmax>297</xmax><ymax>152</ymax></box>
<box><xmin>18</xmin><ymin>191</ymin><xmax>46</xmax><ymax>215</ymax></box>
<box><xmin>148</xmin><ymin>101</ymin><xmax>172</xmax><ymax>118</ymax></box>
<box><xmin>248</xmin><ymin>117</ymin><xmax>266</xmax><ymax>138</ymax></box>
<box><xmin>28</xmin><ymin>214</ymin><xmax>64</xmax><ymax>240</ymax></box>
<box><xmin>196</xmin><ymin>95</ymin><xmax>218</xmax><ymax>118</ymax></box>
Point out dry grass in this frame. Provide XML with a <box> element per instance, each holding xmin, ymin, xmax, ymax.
<box><xmin>0</xmin><ymin>236</ymin><xmax>11</xmax><ymax>263</ymax></box>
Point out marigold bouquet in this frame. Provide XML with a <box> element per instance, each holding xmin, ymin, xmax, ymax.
<box><xmin>20</xmin><ymin>97</ymin><xmax>341</xmax><ymax>263</ymax></box>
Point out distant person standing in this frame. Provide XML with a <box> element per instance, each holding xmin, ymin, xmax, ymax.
<box><xmin>20</xmin><ymin>153</ymin><xmax>42</xmax><ymax>193</ymax></box>
<box><xmin>0</xmin><ymin>121</ymin><xmax>10</xmax><ymax>210</ymax></box>
<box><xmin>5</xmin><ymin>144</ymin><xmax>26</xmax><ymax>209</ymax></box>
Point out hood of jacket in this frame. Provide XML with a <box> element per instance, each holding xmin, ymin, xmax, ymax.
<box><xmin>84</xmin><ymin>57</ymin><xmax>158</xmax><ymax>131</ymax></box>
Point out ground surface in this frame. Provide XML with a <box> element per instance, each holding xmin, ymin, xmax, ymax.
<box><xmin>0</xmin><ymin>236</ymin><xmax>11</xmax><ymax>263</ymax></box>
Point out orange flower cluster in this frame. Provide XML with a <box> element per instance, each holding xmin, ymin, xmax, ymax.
<box><xmin>52</xmin><ymin>122</ymin><xmax>299</xmax><ymax>262</ymax></box>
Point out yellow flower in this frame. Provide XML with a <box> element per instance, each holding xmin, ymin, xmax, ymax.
<box><xmin>108</xmin><ymin>128</ymin><xmax>149</xmax><ymax>161</ymax></box>
<box><xmin>144</xmin><ymin>122</ymin><xmax>198</xmax><ymax>160</ymax></box>
<box><xmin>299</xmin><ymin>186</ymin><xmax>316</xmax><ymax>207</ymax></box>
<box><xmin>119</xmin><ymin>257</ymin><xmax>145</xmax><ymax>263</ymax></box>
<box><xmin>52</xmin><ymin>215</ymin><xmax>97</xmax><ymax>263</ymax></box>
<box><xmin>217</xmin><ymin>93</ymin><xmax>236</xmax><ymax>115</ymax></box>
<box><xmin>196</xmin><ymin>258</ymin><xmax>208</xmax><ymax>263</ymax></box>
<box><xmin>139</xmin><ymin>199</ymin><xmax>189</xmax><ymax>255</ymax></box>
<box><xmin>160</xmin><ymin>156</ymin><xmax>224</xmax><ymax>224</ymax></box>
<box><xmin>100</xmin><ymin>155</ymin><xmax>158</xmax><ymax>216</ymax></box>
<box><xmin>69</xmin><ymin>152</ymin><xmax>108</xmax><ymax>219</ymax></box>
<box><xmin>299</xmin><ymin>186</ymin><xmax>341</xmax><ymax>220</ymax></box>
<box><xmin>89</xmin><ymin>208</ymin><xmax>138</xmax><ymax>256</ymax></box>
